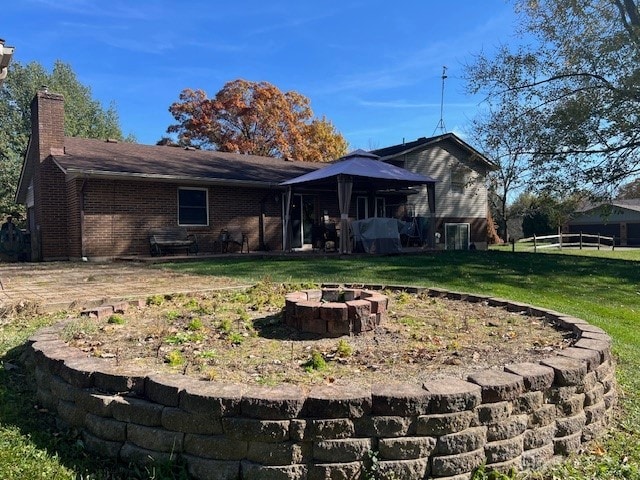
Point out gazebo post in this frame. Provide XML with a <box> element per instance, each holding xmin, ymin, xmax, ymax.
<box><xmin>427</xmin><ymin>183</ymin><xmax>437</xmax><ymax>248</ymax></box>
<box><xmin>337</xmin><ymin>174</ymin><xmax>353</xmax><ymax>254</ymax></box>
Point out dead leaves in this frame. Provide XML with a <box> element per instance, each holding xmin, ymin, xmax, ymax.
<box><xmin>59</xmin><ymin>288</ymin><xmax>567</xmax><ymax>388</ymax></box>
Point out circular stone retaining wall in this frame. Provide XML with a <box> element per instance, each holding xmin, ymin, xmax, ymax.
<box><xmin>24</xmin><ymin>286</ymin><xmax>617</xmax><ymax>480</ymax></box>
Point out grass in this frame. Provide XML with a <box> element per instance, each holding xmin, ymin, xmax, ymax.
<box><xmin>161</xmin><ymin>249</ymin><xmax>640</xmax><ymax>479</ymax></box>
<box><xmin>0</xmin><ymin>248</ymin><xmax>638</xmax><ymax>478</ymax></box>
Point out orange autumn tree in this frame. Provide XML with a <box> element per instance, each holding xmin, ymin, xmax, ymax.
<box><xmin>167</xmin><ymin>79</ymin><xmax>348</xmax><ymax>162</ymax></box>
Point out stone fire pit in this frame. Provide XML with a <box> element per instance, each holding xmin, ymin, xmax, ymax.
<box><xmin>284</xmin><ymin>287</ymin><xmax>388</xmax><ymax>336</ymax></box>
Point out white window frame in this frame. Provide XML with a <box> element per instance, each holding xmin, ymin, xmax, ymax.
<box><xmin>444</xmin><ymin>222</ymin><xmax>470</xmax><ymax>250</ymax></box>
<box><xmin>177</xmin><ymin>187</ymin><xmax>209</xmax><ymax>226</ymax></box>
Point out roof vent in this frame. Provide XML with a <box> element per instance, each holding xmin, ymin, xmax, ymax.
<box><xmin>105</xmin><ymin>138</ymin><xmax>119</xmax><ymax>143</ymax></box>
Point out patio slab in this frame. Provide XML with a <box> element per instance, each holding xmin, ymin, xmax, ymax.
<box><xmin>0</xmin><ymin>261</ymin><xmax>248</xmax><ymax>312</ymax></box>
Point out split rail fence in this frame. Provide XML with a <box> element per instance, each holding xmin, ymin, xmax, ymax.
<box><xmin>513</xmin><ymin>232</ymin><xmax>615</xmax><ymax>252</ymax></box>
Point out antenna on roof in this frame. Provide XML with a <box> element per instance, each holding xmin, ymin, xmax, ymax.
<box><xmin>433</xmin><ymin>66</ymin><xmax>447</xmax><ymax>135</ymax></box>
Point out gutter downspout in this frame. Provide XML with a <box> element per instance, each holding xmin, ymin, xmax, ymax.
<box><xmin>80</xmin><ymin>178</ymin><xmax>87</xmax><ymax>260</ymax></box>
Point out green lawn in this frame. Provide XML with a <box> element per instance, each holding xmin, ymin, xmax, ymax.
<box><xmin>163</xmin><ymin>249</ymin><xmax>640</xmax><ymax>479</ymax></box>
<box><xmin>0</xmin><ymin>249</ymin><xmax>639</xmax><ymax>479</ymax></box>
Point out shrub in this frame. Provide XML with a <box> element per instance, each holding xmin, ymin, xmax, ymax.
<box><xmin>187</xmin><ymin>317</ymin><xmax>203</xmax><ymax>331</ymax></box>
<box><xmin>304</xmin><ymin>351</ymin><xmax>326</xmax><ymax>372</ymax></box>
<box><xmin>147</xmin><ymin>294</ymin><xmax>165</xmax><ymax>306</ymax></box>
<box><xmin>164</xmin><ymin>349</ymin><xmax>184</xmax><ymax>367</ymax></box>
<box><xmin>336</xmin><ymin>339</ymin><xmax>353</xmax><ymax>357</ymax></box>
<box><xmin>107</xmin><ymin>314</ymin><xmax>126</xmax><ymax>325</ymax></box>
<box><xmin>228</xmin><ymin>332</ymin><xmax>244</xmax><ymax>345</ymax></box>
<box><xmin>219</xmin><ymin>318</ymin><xmax>232</xmax><ymax>333</ymax></box>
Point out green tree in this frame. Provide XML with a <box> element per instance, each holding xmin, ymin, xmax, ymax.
<box><xmin>0</xmin><ymin>60</ymin><xmax>131</xmax><ymax>219</ymax></box>
<box><xmin>466</xmin><ymin>0</ymin><xmax>640</xmax><ymax>196</ymax></box>
<box><xmin>167</xmin><ymin>79</ymin><xmax>348</xmax><ymax>162</ymax></box>
<box><xmin>512</xmin><ymin>191</ymin><xmax>585</xmax><ymax>238</ymax></box>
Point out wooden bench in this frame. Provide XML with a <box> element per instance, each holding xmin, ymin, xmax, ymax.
<box><xmin>149</xmin><ymin>227</ymin><xmax>198</xmax><ymax>256</ymax></box>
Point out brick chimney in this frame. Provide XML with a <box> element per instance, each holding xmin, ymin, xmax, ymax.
<box><xmin>28</xmin><ymin>89</ymin><xmax>68</xmax><ymax>260</ymax></box>
<box><xmin>30</xmin><ymin>88</ymin><xmax>65</xmax><ymax>160</ymax></box>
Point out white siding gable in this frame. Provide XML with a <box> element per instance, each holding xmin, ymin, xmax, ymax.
<box><xmin>399</xmin><ymin>143</ymin><xmax>488</xmax><ymax>219</ymax></box>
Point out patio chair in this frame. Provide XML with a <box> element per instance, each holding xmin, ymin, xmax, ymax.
<box><xmin>311</xmin><ymin>223</ymin><xmax>326</xmax><ymax>251</ymax></box>
<box><xmin>217</xmin><ymin>227</ymin><xmax>249</xmax><ymax>253</ymax></box>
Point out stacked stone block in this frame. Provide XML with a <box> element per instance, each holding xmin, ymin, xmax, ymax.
<box><xmin>284</xmin><ymin>288</ymin><xmax>388</xmax><ymax>337</ymax></box>
<box><xmin>25</xmin><ymin>287</ymin><xmax>616</xmax><ymax>480</ymax></box>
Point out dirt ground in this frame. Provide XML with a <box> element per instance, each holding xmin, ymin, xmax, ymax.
<box><xmin>61</xmin><ymin>282</ymin><xmax>572</xmax><ymax>388</ymax></box>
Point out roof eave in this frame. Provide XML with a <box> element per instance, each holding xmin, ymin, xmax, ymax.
<box><xmin>63</xmin><ymin>168</ymin><xmax>284</xmax><ymax>189</ymax></box>
<box><xmin>577</xmin><ymin>202</ymin><xmax>640</xmax><ymax>215</ymax></box>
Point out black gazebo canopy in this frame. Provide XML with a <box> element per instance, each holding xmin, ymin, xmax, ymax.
<box><xmin>280</xmin><ymin>149</ymin><xmax>437</xmax><ymax>253</ymax></box>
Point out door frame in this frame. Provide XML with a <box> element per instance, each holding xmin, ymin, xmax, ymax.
<box><xmin>288</xmin><ymin>193</ymin><xmax>316</xmax><ymax>250</ymax></box>
<box><xmin>444</xmin><ymin>222</ymin><xmax>470</xmax><ymax>250</ymax></box>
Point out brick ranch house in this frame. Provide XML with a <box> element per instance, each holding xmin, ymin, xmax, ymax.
<box><xmin>15</xmin><ymin>91</ymin><xmax>493</xmax><ymax>261</ymax></box>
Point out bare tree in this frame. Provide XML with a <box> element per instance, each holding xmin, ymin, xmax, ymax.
<box><xmin>466</xmin><ymin>95</ymin><xmax>532</xmax><ymax>241</ymax></box>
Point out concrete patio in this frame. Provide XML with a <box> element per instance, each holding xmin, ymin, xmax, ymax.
<box><xmin>0</xmin><ymin>261</ymin><xmax>249</xmax><ymax>312</ymax></box>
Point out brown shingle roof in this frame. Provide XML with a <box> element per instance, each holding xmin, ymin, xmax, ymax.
<box><xmin>576</xmin><ymin>199</ymin><xmax>640</xmax><ymax>214</ymax></box>
<box><xmin>54</xmin><ymin>137</ymin><xmax>321</xmax><ymax>186</ymax></box>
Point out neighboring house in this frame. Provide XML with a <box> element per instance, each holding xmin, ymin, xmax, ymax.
<box><xmin>372</xmin><ymin>134</ymin><xmax>498</xmax><ymax>250</ymax></box>
<box><xmin>567</xmin><ymin>199</ymin><xmax>640</xmax><ymax>246</ymax></box>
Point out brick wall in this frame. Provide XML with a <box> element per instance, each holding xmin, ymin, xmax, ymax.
<box><xmin>66</xmin><ymin>178</ymin><xmax>83</xmax><ymax>258</ymax></box>
<box><xmin>26</xmin><ymin>287</ymin><xmax>616</xmax><ymax>480</ymax></box>
<box><xmin>80</xmin><ymin>179</ymin><xmax>284</xmax><ymax>257</ymax></box>
<box><xmin>38</xmin><ymin>158</ymin><xmax>69</xmax><ymax>259</ymax></box>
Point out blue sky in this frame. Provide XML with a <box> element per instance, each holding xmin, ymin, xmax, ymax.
<box><xmin>3</xmin><ymin>0</ymin><xmax>518</xmax><ymax>150</ymax></box>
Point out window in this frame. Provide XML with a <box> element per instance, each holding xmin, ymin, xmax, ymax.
<box><xmin>451</xmin><ymin>168</ymin><xmax>468</xmax><ymax>194</ymax></box>
<box><xmin>357</xmin><ymin>196</ymin><xmax>387</xmax><ymax>219</ymax></box>
<box><xmin>178</xmin><ymin>187</ymin><xmax>208</xmax><ymax>226</ymax></box>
